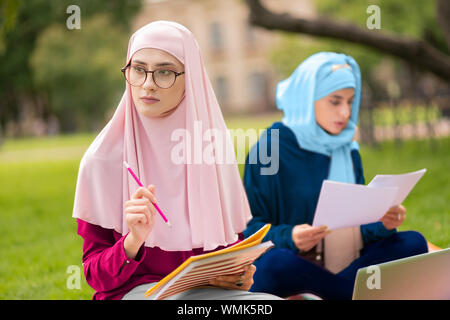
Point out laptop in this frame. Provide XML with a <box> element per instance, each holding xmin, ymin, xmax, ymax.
<box><xmin>352</xmin><ymin>248</ymin><xmax>450</xmax><ymax>300</ymax></box>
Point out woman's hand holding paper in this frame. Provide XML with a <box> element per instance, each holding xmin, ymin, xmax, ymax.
<box><xmin>380</xmin><ymin>204</ymin><xmax>406</xmax><ymax>230</ymax></box>
<box><xmin>292</xmin><ymin>224</ymin><xmax>330</xmax><ymax>252</ymax></box>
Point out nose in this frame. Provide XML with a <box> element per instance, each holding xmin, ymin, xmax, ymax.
<box><xmin>339</xmin><ymin>103</ymin><xmax>351</xmax><ymax>119</ymax></box>
<box><xmin>142</xmin><ymin>73</ymin><xmax>157</xmax><ymax>90</ymax></box>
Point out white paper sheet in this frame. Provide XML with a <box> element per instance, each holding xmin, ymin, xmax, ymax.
<box><xmin>367</xmin><ymin>168</ymin><xmax>427</xmax><ymax>205</ymax></box>
<box><xmin>312</xmin><ymin>181</ymin><xmax>398</xmax><ymax>230</ymax></box>
<box><xmin>312</xmin><ymin>169</ymin><xmax>426</xmax><ymax>230</ymax></box>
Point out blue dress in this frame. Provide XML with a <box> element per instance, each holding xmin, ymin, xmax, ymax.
<box><xmin>243</xmin><ymin>122</ymin><xmax>428</xmax><ymax>299</ymax></box>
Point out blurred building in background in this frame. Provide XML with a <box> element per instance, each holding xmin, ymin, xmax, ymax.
<box><xmin>133</xmin><ymin>0</ymin><xmax>315</xmax><ymax>114</ymax></box>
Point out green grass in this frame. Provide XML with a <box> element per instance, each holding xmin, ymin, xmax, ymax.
<box><xmin>0</xmin><ymin>114</ymin><xmax>448</xmax><ymax>299</ymax></box>
<box><xmin>0</xmin><ymin>160</ymin><xmax>93</xmax><ymax>299</ymax></box>
<box><xmin>360</xmin><ymin>138</ymin><xmax>450</xmax><ymax>247</ymax></box>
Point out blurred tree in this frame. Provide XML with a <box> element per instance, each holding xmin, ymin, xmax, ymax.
<box><xmin>250</xmin><ymin>0</ymin><xmax>450</xmax><ymax>144</ymax></box>
<box><xmin>247</xmin><ymin>0</ymin><xmax>450</xmax><ymax>81</ymax></box>
<box><xmin>0</xmin><ymin>0</ymin><xmax>141</xmax><ymax>136</ymax></box>
<box><xmin>0</xmin><ymin>0</ymin><xmax>19</xmax><ymax>54</ymax></box>
<box><xmin>269</xmin><ymin>34</ymin><xmax>382</xmax><ymax>92</ymax></box>
<box><xmin>30</xmin><ymin>14</ymin><xmax>127</xmax><ymax>132</ymax></box>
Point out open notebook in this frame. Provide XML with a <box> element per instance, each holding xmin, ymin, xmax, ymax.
<box><xmin>144</xmin><ymin>224</ymin><xmax>273</xmax><ymax>300</ymax></box>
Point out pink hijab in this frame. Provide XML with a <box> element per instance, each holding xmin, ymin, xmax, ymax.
<box><xmin>72</xmin><ymin>21</ymin><xmax>252</xmax><ymax>251</ymax></box>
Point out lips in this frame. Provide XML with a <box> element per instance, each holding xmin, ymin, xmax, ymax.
<box><xmin>334</xmin><ymin>121</ymin><xmax>346</xmax><ymax>128</ymax></box>
<box><xmin>140</xmin><ymin>96</ymin><xmax>160</xmax><ymax>104</ymax></box>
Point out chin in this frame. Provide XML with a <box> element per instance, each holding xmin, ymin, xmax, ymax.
<box><xmin>135</xmin><ymin>104</ymin><xmax>161</xmax><ymax>118</ymax></box>
<box><xmin>325</xmin><ymin>128</ymin><xmax>342</xmax><ymax>136</ymax></box>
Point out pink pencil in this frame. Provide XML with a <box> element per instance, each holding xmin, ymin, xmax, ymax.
<box><xmin>123</xmin><ymin>161</ymin><xmax>172</xmax><ymax>228</ymax></box>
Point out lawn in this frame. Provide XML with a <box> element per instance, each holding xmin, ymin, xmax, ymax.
<box><xmin>0</xmin><ymin>113</ymin><xmax>448</xmax><ymax>299</ymax></box>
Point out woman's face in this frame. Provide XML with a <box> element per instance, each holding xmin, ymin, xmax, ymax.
<box><xmin>314</xmin><ymin>88</ymin><xmax>354</xmax><ymax>135</ymax></box>
<box><xmin>129</xmin><ymin>48</ymin><xmax>185</xmax><ymax>118</ymax></box>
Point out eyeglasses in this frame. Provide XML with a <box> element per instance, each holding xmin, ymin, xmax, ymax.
<box><xmin>121</xmin><ymin>63</ymin><xmax>185</xmax><ymax>89</ymax></box>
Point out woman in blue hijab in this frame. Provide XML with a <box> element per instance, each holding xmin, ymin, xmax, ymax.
<box><xmin>243</xmin><ymin>52</ymin><xmax>428</xmax><ymax>299</ymax></box>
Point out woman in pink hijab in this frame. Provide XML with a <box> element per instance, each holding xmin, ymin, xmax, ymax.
<box><xmin>72</xmin><ymin>21</ymin><xmax>280</xmax><ymax>300</ymax></box>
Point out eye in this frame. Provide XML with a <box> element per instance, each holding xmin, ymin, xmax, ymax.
<box><xmin>157</xmin><ymin>69</ymin><xmax>172</xmax><ymax>76</ymax></box>
<box><xmin>131</xmin><ymin>66</ymin><xmax>146</xmax><ymax>73</ymax></box>
<box><xmin>330</xmin><ymin>100</ymin><xmax>340</xmax><ymax>106</ymax></box>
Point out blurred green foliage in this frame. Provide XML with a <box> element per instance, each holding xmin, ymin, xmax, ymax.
<box><xmin>30</xmin><ymin>14</ymin><xmax>128</xmax><ymax>131</ymax></box>
<box><xmin>269</xmin><ymin>0</ymin><xmax>448</xmax><ymax>98</ymax></box>
<box><xmin>0</xmin><ymin>0</ymin><xmax>142</xmax><ymax>133</ymax></box>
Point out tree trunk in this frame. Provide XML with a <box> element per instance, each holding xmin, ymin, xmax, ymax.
<box><xmin>436</xmin><ymin>0</ymin><xmax>450</xmax><ymax>51</ymax></box>
<box><xmin>246</xmin><ymin>0</ymin><xmax>450</xmax><ymax>81</ymax></box>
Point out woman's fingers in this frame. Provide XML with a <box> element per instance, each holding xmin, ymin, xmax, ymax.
<box><xmin>296</xmin><ymin>226</ymin><xmax>327</xmax><ymax>242</ymax></box>
<box><xmin>385</xmin><ymin>205</ymin><xmax>406</xmax><ymax>219</ymax></box>
<box><xmin>312</xmin><ymin>227</ymin><xmax>329</xmax><ymax>239</ymax></box>
<box><xmin>209</xmin><ymin>265</ymin><xmax>255</xmax><ymax>291</ymax></box>
<box><xmin>131</xmin><ymin>186</ymin><xmax>157</xmax><ymax>203</ymax></box>
<box><xmin>125</xmin><ymin>205</ymin><xmax>154</xmax><ymax>224</ymax></box>
<box><xmin>303</xmin><ymin>225</ymin><xmax>328</xmax><ymax>239</ymax></box>
<box><xmin>298</xmin><ymin>240</ymin><xmax>318</xmax><ymax>252</ymax></box>
<box><xmin>215</xmin><ymin>265</ymin><xmax>255</xmax><ymax>283</ymax></box>
<box><xmin>387</xmin><ymin>204</ymin><xmax>406</xmax><ymax>214</ymax></box>
<box><xmin>125</xmin><ymin>198</ymin><xmax>148</xmax><ymax>207</ymax></box>
<box><xmin>125</xmin><ymin>212</ymin><xmax>148</xmax><ymax>225</ymax></box>
<box><xmin>296</xmin><ymin>236</ymin><xmax>316</xmax><ymax>250</ymax></box>
<box><xmin>292</xmin><ymin>224</ymin><xmax>329</xmax><ymax>251</ymax></box>
<box><xmin>383</xmin><ymin>211</ymin><xmax>406</xmax><ymax>223</ymax></box>
<box><xmin>125</xmin><ymin>186</ymin><xmax>159</xmax><ymax>233</ymax></box>
<box><xmin>293</xmin><ymin>224</ymin><xmax>327</xmax><ymax>239</ymax></box>
<box><xmin>302</xmin><ymin>231</ymin><xmax>326</xmax><ymax>246</ymax></box>
<box><xmin>209</xmin><ymin>278</ymin><xmax>242</xmax><ymax>290</ymax></box>
<box><xmin>299</xmin><ymin>231</ymin><xmax>328</xmax><ymax>251</ymax></box>
<box><xmin>386</xmin><ymin>214</ymin><xmax>404</xmax><ymax>221</ymax></box>
<box><xmin>126</xmin><ymin>198</ymin><xmax>157</xmax><ymax>216</ymax></box>
<box><xmin>126</xmin><ymin>198</ymin><xmax>157</xmax><ymax>213</ymax></box>
<box><xmin>380</xmin><ymin>209</ymin><xmax>406</xmax><ymax>230</ymax></box>
<box><xmin>310</xmin><ymin>225</ymin><xmax>329</xmax><ymax>235</ymax></box>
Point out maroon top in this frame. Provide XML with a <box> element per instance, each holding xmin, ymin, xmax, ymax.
<box><xmin>76</xmin><ymin>219</ymin><xmax>241</xmax><ymax>300</ymax></box>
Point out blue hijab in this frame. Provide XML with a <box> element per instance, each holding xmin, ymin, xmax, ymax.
<box><xmin>276</xmin><ymin>52</ymin><xmax>362</xmax><ymax>183</ymax></box>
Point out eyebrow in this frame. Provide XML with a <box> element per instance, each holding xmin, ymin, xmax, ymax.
<box><xmin>330</xmin><ymin>94</ymin><xmax>355</xmax><ymax>100</ymax></box>
<box><xmin>131</xmin><ymin>60</ymin><xmax>177</xmax><ymax>68</ymax></box>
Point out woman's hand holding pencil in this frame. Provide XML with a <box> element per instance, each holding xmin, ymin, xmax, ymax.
<box><xmin>124</xmin><ymin>185</ymin><xmax>157</xmax><ymax>259</ymax></box>
<box><xmin>122</xmin><ymin>161</ymin><xmax>172</xmax><ymax>260</ymax></box>
<box><xmin>124</xmin><ymin>161</ymin><xmax>172</xmax><ymax>227</ymax></box>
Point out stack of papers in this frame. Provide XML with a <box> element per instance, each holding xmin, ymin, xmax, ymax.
<box><xmin>312</xmin><ymin>169</ymin><xmax>426</xmax><ymax>230</ymax></box>
<box><xmin>145</xmin><ymin>224</ymin><xmax>274</xmax><ymax>300</ymax></box>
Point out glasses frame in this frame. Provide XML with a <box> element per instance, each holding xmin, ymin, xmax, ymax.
<box><xmin>121</xmin><ymin>63</ymin><xmax>185</xmax><ymax>89</ymax></box>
